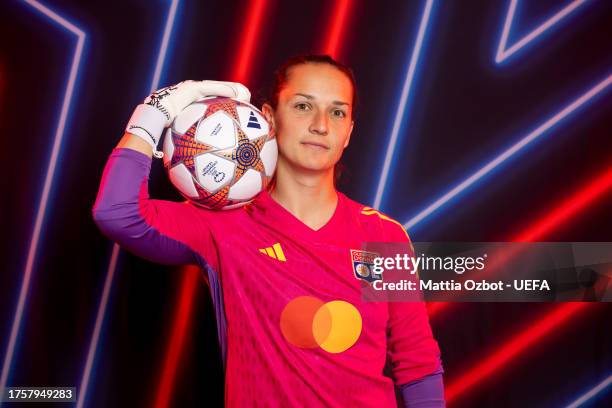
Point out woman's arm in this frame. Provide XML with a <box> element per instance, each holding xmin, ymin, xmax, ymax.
<box><xmin>92</xmin><ymin>139</ymin><xmax>217</xmax><ymax>267</ymax></box>
<box><xmin>92</xmin><ymin>80</ymin><xmax>251</xmax><ymax>267</ymax></box>
<box><xmin>388</xmin><ymin>300</ymin><xmax>446</xmax><ymax>407</ymax></box>
<box><xmin>399</xmin><ymin>369</ymin><xmax>445</xmax><ymax>408</ymax></box>
<box><xmin>116</xmin><ymin>131</ymin><xmax>153</xmax><ymax>157</ymax></box>
<box><xmin>380</xmin><ymin>223</ymin><xmax>445</xmax><ymax>406</ymax></box>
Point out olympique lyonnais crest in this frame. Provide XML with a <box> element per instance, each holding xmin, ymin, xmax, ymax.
<box><xmin>350</xmin><ymin>249</ymin><xmax>382</xmax><ymax>283</ymax></box>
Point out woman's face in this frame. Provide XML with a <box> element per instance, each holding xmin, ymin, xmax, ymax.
<box><xmin>263</xmin><ymin>63</ymin><xmax>354</xmax><ymax>174</ymax></box>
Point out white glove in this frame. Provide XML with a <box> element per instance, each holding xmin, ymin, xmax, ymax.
<box><xmin>126</xmin><ymin>80</ymin><xmax>251</xmax><ymax>158</ymax></box>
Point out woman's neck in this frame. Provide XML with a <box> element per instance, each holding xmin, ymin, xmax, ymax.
<box><xmin>270</xmin><ymin>159</ymin><xmax>338</xmax><ymax>230</ymax></box>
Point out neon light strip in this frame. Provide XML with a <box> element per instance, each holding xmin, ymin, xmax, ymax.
<box><xmin>496</xmin><ymin>0</ymin><xmax>590</xmax><ymax>63</ymax></box>
<box><xmin>153</xmin><ymin>1</ymin><xmax>271</xmax><ymax>405</ymax></box>
<box><xmin>154</xmin><ymin>1</ymin><xmax>356</xmax><ymax>404</ymax></box>
<box><xmin>77</xmin><ymin>2</ymin><xmax>180</xmax><ymax>407</ymax></box>
<box><xmin>515</xmin><ymin>163</ymin><xmax>612</xmax><ymax>241</ymax></box>
<box><xmin>76</xmin><ymin>245</ymin><xmax>120</xmax><ymax>408</ymax></box>
<box><xmin>445</xmin><ymin>302</ymin><xmax>591</xmax><ymax>403</ymax></box>
<box><xmin>231</xmin><ymin>0</ymin><xmax>267</xmax><ymax>84</ymax></box>
<box><xmin>323</xmin><ymin>0</ymin><xmax>351</xmax><ymax>59</ymax></box>
<box><xmin>565</xmin><ymin>374</ymin><xmax>612</xmax><ymax>408</ymax></box>
<box><xmin>149</xmin><ymin>0</ymin><xmax>180</xmax><ymax>91</ymax></box>
<box><xmin>153</xmin><ymin>267</ymin><xmax>199</xmax><ymax>408</ymax></box>
<box><xmin>372</xmin><ymin>0</ymin><xmax>434</xmax><ymax>210</ymax></box>
<box><xmin>409</xmin><ymin>2</ymin><xmax>605</xmax><ymax>404</ymax></box>
<box><xmin>439</xmin><ymin>163</ymin><xmax>611</xmax><ymax>400</ymax></box>
<box><xmin>403</xmin><ymin>73</ymin><xmax>612</xmax><ymax>230</ymax></box>
<box><xmin>0</xmin><ymin>1</ymin><xmax>86</xmax><ymax>401</ymax></box>
<box><xmin>427</xmin><ymin>162</ymin><xmax>612</xmax><ymax>319</ymax></box>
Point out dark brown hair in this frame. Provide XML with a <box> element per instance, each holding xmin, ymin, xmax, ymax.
<box><xmin>266</xmin><ymin>54</ymin><xmax>358</xmax><ymax>117</ymax></box>
<box><xmin>265</xmin><ymin>54</ymin><xmax>357</xmax><ymax>187</ymax></box>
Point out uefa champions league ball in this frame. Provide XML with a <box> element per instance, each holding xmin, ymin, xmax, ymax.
<box><xmin>162</xmin><ymin>96</ymin><xmax>277</xmax><ymax>210</ymax></box>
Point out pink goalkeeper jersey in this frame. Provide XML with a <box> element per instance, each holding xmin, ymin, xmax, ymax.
<box><xmin>93</xmin><ymin>148</ymin><xmax>442</xmax><ymax>407</ymax></box>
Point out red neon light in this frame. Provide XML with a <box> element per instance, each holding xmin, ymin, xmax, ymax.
<box><xmin>153</xmin><ymin>267</ymin><xmax>200</xmax><ymax>408</ymax></box>
<box><xmin>443</xmin><ymin>164</ymin><xmax>612</xmax><ymax>403</ymax></box>
<box><xmin>231</xmin><ymin>0</ymin><xmax>267</xmax><ymax>84</ymax></box>
<box><xmin>153</xmin><ymin>1</ymin><xmax>359</xmax><ymax>405</ymax></box>
<box><xmin>153</xmin><ymin>2</ymin><xmax>269</xmax><ymax>405</ymax></box>
<box><xmin>154</xmin><ymin>2</ymin><xmax>270</xmax><ymax>405</ymax></box>
<box><xmin>429</xmin><ymin>163</ymin><xmax>612</xmax><ymax>320</ymax></box>
<box><xmin>445</xmin><ymin>302</ymin><xmax>590</xmax><ymax>403</ymax></box>
<box><xmin>322</xmin><ymin>0</ymin><xmax>352</xmax><ymax>59</ymax></box>
<box><xmin>515</xmin><ymin>164</ymin><xmax>612</xmax><ymax>242</ymax></box>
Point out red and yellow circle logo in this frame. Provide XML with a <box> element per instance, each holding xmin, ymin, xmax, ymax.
<box><xmin>280</xmin><ymin>296</ymin><xmax>362</xmax><ymax>353</ymax></box>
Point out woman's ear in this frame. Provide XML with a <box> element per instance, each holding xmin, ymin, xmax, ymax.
<box><xmin>343</xmin><ymin>120</ymin><xmax>354</xmax><ymax>149</ymax></box>
<box><xmin>262</xmin><ymin>103</ymin><xmax>275</xmax><ymax>135</ymax></box>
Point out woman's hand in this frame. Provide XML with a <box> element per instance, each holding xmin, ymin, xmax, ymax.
<box><xmin>123</xmin><ymin>80</ymin><xmax>251</xmax><ymax>158</ymax></box>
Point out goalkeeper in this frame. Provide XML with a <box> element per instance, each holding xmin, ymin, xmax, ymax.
<box><xmin>93</xmin><ymin>55</ymin><xmax>445</xmax><ymax>407</ymax></box>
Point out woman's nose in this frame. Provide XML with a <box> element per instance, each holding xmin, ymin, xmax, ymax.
<box><xmin>309</xmin><ymin>110</ymin><xmax>329</xmax><ymax>135</ymax></box>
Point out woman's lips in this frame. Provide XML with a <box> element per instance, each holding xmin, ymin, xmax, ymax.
<box><xmin>301</xmin><ymin>141</ymin><xmax>329</xmax><ymax>150</ymax></box>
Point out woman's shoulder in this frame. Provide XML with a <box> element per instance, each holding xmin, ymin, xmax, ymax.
<box><xmin>339</xmin><ymin>192</ymin><xmax>410</xmax><ymax>242</ymax></box>
<box><xmin>183</xmin><ymin>199</ymin><xmax>252</xmax><ymax>225</ymax></box>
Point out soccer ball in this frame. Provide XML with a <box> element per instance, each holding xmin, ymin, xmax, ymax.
<box><xmin>162</xmin><ymin>96</ymin><xmax>277</xmax><ymax>209</ymax></box>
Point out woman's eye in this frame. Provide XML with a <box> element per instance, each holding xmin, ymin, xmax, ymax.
<box><xmin>332</xmin><ymin>109</ymin><xmax>346</xmax><ymax>118</ymax></box>
<box><xmin>295</xmin><ymin>103</ymin><xmax>310</xmax><ymax>111</ymax></box>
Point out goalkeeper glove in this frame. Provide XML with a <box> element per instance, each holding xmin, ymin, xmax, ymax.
<box><xmin>126</xmin><ymin>80</ymin><xmax>251</xmax><ymax>158</ymax></box>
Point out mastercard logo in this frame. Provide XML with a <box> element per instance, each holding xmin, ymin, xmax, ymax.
<box><xmin>280</xmin><ymin>296</ymin><xmax>362</xmax><ymax>353</ymax></box>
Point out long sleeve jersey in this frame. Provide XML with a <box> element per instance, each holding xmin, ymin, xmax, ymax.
<box><xmin>92</xmin><ymin>147</ymin><xmax>443</xmax><ymax>407</ymax></box>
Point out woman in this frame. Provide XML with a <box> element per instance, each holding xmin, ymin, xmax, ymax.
<box><xmin>93</xmin><ymin>55</ymin><xmax>445</xmax><ymax>407</ymax></box>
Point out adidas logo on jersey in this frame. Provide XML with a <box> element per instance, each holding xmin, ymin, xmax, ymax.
<box><xmin>247</xmin><ymin>111</ymin><xmax>261</xmax><ymax>129</ymax></box>
<box><xmin>259</xmin><ymin>243</ymin><xmax>286</xmax><ymax>261</ymax></box>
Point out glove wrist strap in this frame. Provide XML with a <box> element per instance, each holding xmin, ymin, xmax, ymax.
<box><xmin>125</xmin><ymin>104</ymin><xmax>166</xmax><ymax>158</ymax></box>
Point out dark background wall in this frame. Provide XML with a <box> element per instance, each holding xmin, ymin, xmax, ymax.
<box><xmin>1</xmin><ymin>0</ymin><xmax>611</xmax><ymax>407</ymax></box>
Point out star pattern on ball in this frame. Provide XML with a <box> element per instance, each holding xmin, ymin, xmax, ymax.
<box><xmin>216</xmin><ymin>127</ymin><xmax>266</xmax><ymax>184</ymax></box>
<box><xmin>193</xmin><ymin>183</ymin><xmax>238</xmax><ymax>208</ymax></box>
<box><xmin>169</xmin><ymin>122</ymin><xmax>216</xmax><ymax>172</ymax></box>
<box><xmin>204</xmin><ymin>97</ymin><xmax>266</xmax><ymax>185</ymax></box>
<box><xmin>204</xmin><ymin>97</ymin><xmax>240</xmax><ymax>120</ymax></box>
<box><xmin>165</xmin><ymin>97</ymin><xmax>272</xmax><ymax>209</ymax></box>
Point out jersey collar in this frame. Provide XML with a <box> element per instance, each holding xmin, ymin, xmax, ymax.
<box><xmin>252</xmin><ymin>189</ymin><xmax>347</xmax><ymax>244</ymax></box>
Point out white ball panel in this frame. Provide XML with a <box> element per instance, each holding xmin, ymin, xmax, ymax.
<box><xmin>260</xmin><ymin>138</ymin><xmax>278</xmax><ymax>177</ymax></box>
<box><xmin>236</xmin><ymin>106</ymin><xmax>269</xmax><ymax>140</ymax></box>
<box><xmin>162</xmin><ymin>128</ymin><xmax>175</xmax><ymax>168</ymax></box>
<box><xmin>195</xmin><ymin>111</ymin><xmax>236</xmax><ymax>149</ymax></box>
<box><xmin>194</xmin><ymin>153</ymin><xmax>235</xmax><ymax>193</ymax></box>
<box><xmin>173</xmin><ymin>102</ymin><xmax>207</xmax><ymax>134</ymax></box>
<box><xmin>168</xmin><ymin>163</ymin><xmax>198</xmax><ymax>198</ymax></box>
<box><xmin>228</xmin><ymin>169</ymin><xmax>262</xmax><ymax>200</ymax></box>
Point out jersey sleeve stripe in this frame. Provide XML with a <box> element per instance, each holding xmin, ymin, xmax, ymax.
<box><xmin>360</xmin><ymin>208</ymin><xmax>410</xmax><ymax>241</ymax></box>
